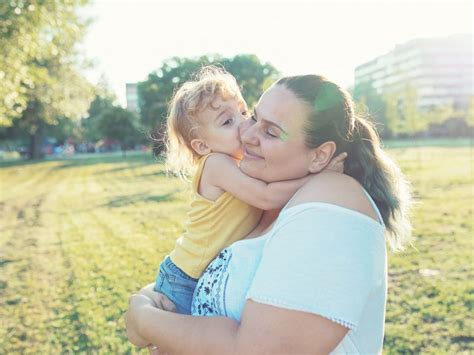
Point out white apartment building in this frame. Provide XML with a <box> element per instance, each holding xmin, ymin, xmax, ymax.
<box><xmin>126</xmin><ymin>83</ymin><xmax>139</xmax><ymax>112</ymax></box>
<box><xmin>354</xmin><ymin>34</ymin><xmax>473</xmax><ymax>110</ymax></box>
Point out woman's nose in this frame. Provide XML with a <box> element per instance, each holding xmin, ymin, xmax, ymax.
<box><xmin>240</xmin><ymin>120</ymin><xmax>258</xmax><ymax>145</ymax></box>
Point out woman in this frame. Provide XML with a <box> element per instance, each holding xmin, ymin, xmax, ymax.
<box><xmin>125</xmin><ymin>75</ymin><xmax>411</xmax><ymax>354</ymax></box>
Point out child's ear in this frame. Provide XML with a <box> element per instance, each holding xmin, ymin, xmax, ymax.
<box><xmin>308</xmin><ymin>141</ymin><xmax>337</xmax><ymax>173</ymax></box>
<box><xmin>190</xmin><ymin>139</ymin><xmax>211</xmax><ymax>156</ymax></box>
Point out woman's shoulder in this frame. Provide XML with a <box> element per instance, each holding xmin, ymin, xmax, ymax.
<box><xmin>287</xmin><ymin>171</ymin><xmax>380</xmax><ymax>223</ymax></box>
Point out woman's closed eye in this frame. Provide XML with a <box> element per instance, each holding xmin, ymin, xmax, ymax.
<box><xmin>265</xmin><ymin>128</ymin><xmax>279</xmax><ymax>138</ymax></box>
<box><xmin>249</xmin><ymin>114</ymin><xmax>278</xmax><ymax>137</ymax></box>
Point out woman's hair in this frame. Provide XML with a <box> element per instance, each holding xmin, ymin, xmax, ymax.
<box><xmin>276</xmin><ymin>75</ymin><xmax>412</xmax><ymax>250</ymax></box>
<box><xmin>165</xmin><ymin>65</ymin><xmax>243</xmax><ymax>177</ymax></box>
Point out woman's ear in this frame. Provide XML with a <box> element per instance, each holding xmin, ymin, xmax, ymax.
<box><xmin>190</xmin><ymin>139</ymin><xmax>211</xmax><ymax>156</ymax></box>
<box><xmin>308</xmin><ymin>141</ymin><xmax>337</xmax><ymax>173</ymax></box>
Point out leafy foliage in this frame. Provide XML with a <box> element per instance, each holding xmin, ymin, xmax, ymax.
<box><xmin>353</xmin><ymin>81</ymin><xmax>390</xmax><ymax>137</ymax></box>
<box><xmin>82</xmin><ymin>94</ymin><xmax>116</xmax><ymax>143</ymax></box>
<box><xmin>353</xmin><ymin>81</ymin><xmax>471</xmax><ymax>138</ymax></box>
<box><xmin>97</xmin><ymin>106</ymin><xmax>143</xmax><ymax>153</ymax></box>
<box><xmin>0</xmin><ymin>0</ymin><xmax>94</xmax><ymax>158</ymax></box>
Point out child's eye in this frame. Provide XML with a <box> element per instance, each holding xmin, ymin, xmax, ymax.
<box><xmin>241</xmin><ymin>110</ymin><xmax>251</xmax><ymax>118</ymax></box>
<box><xmin>223</xmin><ymin>118</ymin><xmax>233</xmax><ymax>126</ymax></box>
<box><xmin>250</xmin><ymin>114</ymin><xmax>257</xmax><ymax>122</ymax></box>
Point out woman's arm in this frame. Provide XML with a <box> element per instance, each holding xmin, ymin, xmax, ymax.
<box><xmin>125</xmin><ymin>295</ymin><xmax>347</xmax><ymax>355</ymax></box>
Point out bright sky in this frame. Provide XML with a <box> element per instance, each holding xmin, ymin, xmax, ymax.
<box><xmin>81</xmin><ymin>0</ymin><xmax>473</xmax><ymax>106</ymax></box>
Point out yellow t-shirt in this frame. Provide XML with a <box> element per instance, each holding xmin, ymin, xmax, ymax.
<box><xmin>169</xmin><ymin>154</ymin><xmax>263</xmax><ymax>279</ymax></box>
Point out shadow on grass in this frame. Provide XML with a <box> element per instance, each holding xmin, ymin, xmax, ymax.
<box><xmin>0</xmin><ymin>152</ymin><xmax>162</xmax><ymax>169</ymax></box>
<box><xmin>451</xmin><ymin>335</ymin><xmax>474</xmax><ymax>343</ymax></box>
<box><xmin>135</xmin><ymin>171</ymin><xmax>168</xmax><ymax>178</ymax></box>
<box><xmin>102</xmin><ymin>191</ymin><xmax>178</xmax><ymax>208</ymax></box>
<box><xmin>0</xmin><ymin>258</ymin><xmax>16</xmax><ymax>268</ymax></box>
<box><xmin>92</xmin><ymin>163</ymin><xmax>163</xmax><ymax>175</ymax></box>
<box><xmin>0</xmin><ymin>158</ymin><xmax>54</xmax><ymax>169</ymax></box>
<box><xmin>52</xmin><ymin>154</ymin><xmax>158</xmax><ymax>170</ymax></box>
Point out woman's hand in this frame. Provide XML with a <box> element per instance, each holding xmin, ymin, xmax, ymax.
<box><xmin>125</xmin><ymin>293</ymin><xmax>155</xmax><ymax>348</ymax></box>
<box><xmin>124</xmin><ymin>284</ymin><xmax>177</xmax><ymax>349</ymax></box>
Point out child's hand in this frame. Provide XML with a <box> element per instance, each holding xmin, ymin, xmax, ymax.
<box><xmin>138</xmin><ymin>283</ymin><xmax>176</xmax><ymax>312</ymax></box>
<box><xmin>327</xmin><ymin>152</ymin><xmax>347</xmax><ymax>173</ymax></box>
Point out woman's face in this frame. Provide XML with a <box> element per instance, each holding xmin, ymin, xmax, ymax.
<box><xmin>239</xmin><ymin>84</ymin><xmax>315</xmax><ymax>182</ymax></box>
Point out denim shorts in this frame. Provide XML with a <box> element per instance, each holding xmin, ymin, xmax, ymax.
<box><xmin>154</xmin><ymin>256</ymin><xmax>198</xmax><ymax>315</ymax></box>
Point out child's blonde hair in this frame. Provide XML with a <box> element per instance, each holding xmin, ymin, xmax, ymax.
<box><xmin>165</xmin><ymin>65</ymin><xmax>244</xmax><ymax>177</ymax></box>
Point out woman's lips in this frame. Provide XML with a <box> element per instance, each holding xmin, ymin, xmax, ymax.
<box><xmin>243</xmin><ymin>146</ymin><xmax>262</xmax><ymax>160</ymax></box>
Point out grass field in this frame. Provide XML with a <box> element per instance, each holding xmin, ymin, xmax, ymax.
<box><xmin>0</xmin><ymin>144</ymin><xmax>472</xmax><ymax>353</ymax></box>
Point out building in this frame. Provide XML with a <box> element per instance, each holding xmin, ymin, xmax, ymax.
<box><xmin>354</xmin><ymin>34</ymin><xmax>473</xmax><ymax>110</ymax></box>
<box><xmin>126</xmin><ymin>83</ymin><xmax>139</xmax><ymax>112</ymax></box>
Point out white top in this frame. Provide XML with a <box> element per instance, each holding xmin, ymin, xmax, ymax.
<box><xmin>192</xmin><ymin>199</ymin><xmax>387</xmax><ymax>354</ymax></box>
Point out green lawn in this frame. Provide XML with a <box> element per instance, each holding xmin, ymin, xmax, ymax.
<box><xmin>0</xmin><ymin>146</ymin><xmax>472</xmax><ymax>353</ymax></box>
<box><xmin>383</xmin><ymin>137</ymin><xmax>472</xmax><ymax>149</ymax></box>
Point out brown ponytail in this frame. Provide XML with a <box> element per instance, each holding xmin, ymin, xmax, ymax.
<box><xmin>345</xmin><ymin>116</ymin><xmax>412</xmax><ymax>250</ymax></box>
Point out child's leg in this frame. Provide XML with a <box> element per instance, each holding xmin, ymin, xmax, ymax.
<box><xmin>154</xmin><ymin>256</ymin><xmax>198</xmax><ymax>315</ymax></box>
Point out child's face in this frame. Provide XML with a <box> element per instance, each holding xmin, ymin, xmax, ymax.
<box><xmin>198</xmin><ymin>96</ymin><xmax>250</xmax><ymax>159</ymax></box>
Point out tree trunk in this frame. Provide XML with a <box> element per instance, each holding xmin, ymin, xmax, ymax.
<box><xmin>29</xmin><ymin>121</ymin><xmax>44</xmax><ymax>160</ymax></box>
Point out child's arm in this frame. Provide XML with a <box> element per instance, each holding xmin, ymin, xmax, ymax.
<box><xmin>245</xmin><ymin>209</ymin><xmax>281</xmax><ymax>238</ymax></box>
<box><xmin>203</xmin><ymin>153</ymin><xmax>311</xmax><ymax>210</ymax></box>
<box><xmin>326</xmin><ymin>152</ymin><xmax>347</xmax><ymax>173</ymax></box>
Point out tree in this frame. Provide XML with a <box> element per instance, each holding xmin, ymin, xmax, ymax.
<box><xmin>82</xmin><ymin>96</ymin><xmax>115</xmax><ymax>143</ymax></box>
<box><xmin>383</xmin><ymin>82</ymin><xmax>449</xmax><ymax>137</ymax></box>
<box><xmin>137</xmin><ymin>54</ymin><xmax>279</xmax><ymax>153</ymax></box>
<box><xmin>1</xmin><ymin>0</ymin><xmax>45</xmax><ymax>124</ymax></box>
<box><xmin>221</xmin><ymin>54</ymin><xmax>280</xmax><ymax>107</ymax></box>
<box><xmin>97</xmin><ymin>106</ymin><xmax>142</xmax><ymax>156</ymax></box>
<box><xmin>82</xmin><ymin>82</ymin><xmax>117</xmax><ymax>143</ymax></box>
<box><xmin>0</xmin><ymin>0</ymin><xmax>94</xmax><ymax>159</ymax></box>
<box><xmin>353</xmin><ymin>81</ymin><xmax>390</xmax><ymax>138</ymax></box>
<box><xmin>467</xmin><ymin>96</ymin><xmax>474</xmax><ymax>127</ymax></box>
